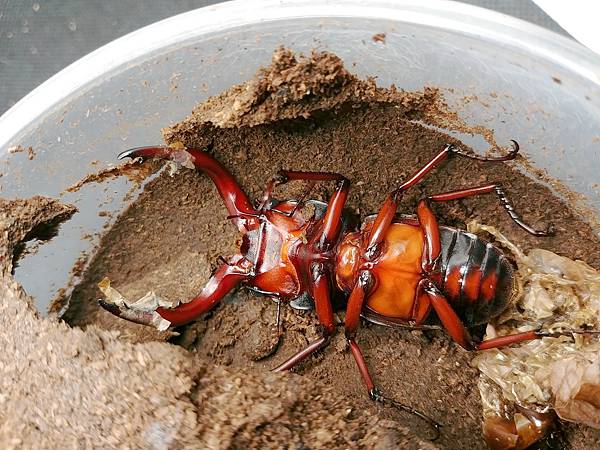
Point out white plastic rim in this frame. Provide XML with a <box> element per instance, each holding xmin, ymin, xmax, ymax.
<box><xmin>1</xmin><ymin>0</ymin><xmax>600</xmax><ymax>150</ymax></box>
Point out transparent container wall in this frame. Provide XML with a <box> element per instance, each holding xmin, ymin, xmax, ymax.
<box><xmin>1</xmin><ymin>8</ymin><xmax>599</xmax><ymax>312</ymax></box>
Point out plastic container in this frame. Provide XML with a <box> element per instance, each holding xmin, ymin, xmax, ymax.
<box><xmin>1</xmin><ymin>0</ymin><xmax>599</xmax><ymax>312</ymax></box>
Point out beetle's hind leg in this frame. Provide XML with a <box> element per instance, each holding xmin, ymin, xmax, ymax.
<box><xmin>447</xmin><ymin>139</ymin><xmax>520</xmax><ymax>161</ymax></box>
<box><xmin>347</xmin><ymin>338</ymin><xmax>442</xmax><ymax>440</ymax></box>
<box><xmin>423</xmin><ymin>183</ymin><xmax>554</xmax><ymax>236</ymax></box>
<box><xmin>343</xmin><ymin>272</ymin><xmax>441</xmax><ymax>440</ymax></box>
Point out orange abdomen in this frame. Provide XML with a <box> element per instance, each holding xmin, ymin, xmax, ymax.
<box><xmin>365</xmin><ymin>223</ymin><xmax>424</xmax><ymax>318</ymax></box>
<box><xmin>335</xmin><ymin>221</ymin><xmax>516</xmax><ymax>326</ymax></box>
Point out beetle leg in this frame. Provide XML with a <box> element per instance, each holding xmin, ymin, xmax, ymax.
<box><xmin>366</xmin><ymin>148</ymin><xmax>449</xmax><ymax>252</ymax></box>
<box><xmin>366</xmin><ymin>141</ymin><xmax>520</xmax><ymax>253</ymax></box>
<box><xmin>275</xmin><ymin>297</ymin><xmax>282</xmax><ymax>334</ymax></box>
<box><xmin>343</xmin><ymin>270</ymin><xmax>372</xmax><ymax>339</ymax></box>
<box><xmin>424</xmin><ymin>281</ymin><xmax>476</xmax><ymax>350</ymax></box>
<box><xmin>269</xmin><ymin>182</ymin><xmax>316</xmax><ymax>217</ymax></box>
<box><xmin>425</xmin><ymin>184</ymin><xmax>554</xmax><ymax>236</ymax></box>
<box><xmin>256</xmin><ymin>170</ymin><xmax>316</xmax><ymax>216</ymax></box>
<box><xmin>259</xmin><ymin>170</ymin><xmax>350</xmax><ymax>248</ymax></box>
<box><xmin>476</xmin><ymin>330</ymin><xmax>548</xmax><ymax>350</ymax></box>
<box><xmin>416</xmin><ymin>199</ymin><xmax>442</xmax><ymax>272</ymax></box>
<box><xmin>248</xmin><ymin>297</ymin><xmax>285</xmax><ymax>361</ymax></box>
<box><xmin>343</xmin><ymin>272</ymin><xmax>441</xmax><ymax>439</ymax></box>
<box><xmin>272</xmin><ymin>335</ymin><xmax>329</xmax><ymax>371</ymax></box>
<box><xmin>99</xmin><ymin>254</ymin><xmax>253</xmax><ymax>329</ymax></box>
<box><xmin>256</xmin><ymin>174</ymin><xmax>281</xmax><ymax>212</ymax></box>
<box><xmin>447</xmin><ymin>139</ymin><xmax>520</xmax><ymax>162</ymax></box>
<box><xmin>273</xmin><ymin>262</ymin><xmax>335</xmax><ymax>371</ymax></box>
<box><xmin>411</xmin><ymin>278</ymin><xmax>433</xmax><ymax>324</ymax></box>
<box><xmin>424</xmin><ymin>281</ymin><xmax>551</xmax><ymax>350</ymax></box>
<box><xmin>309</xmin><ymin>263</ymin><xmax>335</xmax><ymax>334</ymax></box>
<box><xmin>348</xmin><ymin>339</ymin><xmax>442</xmax><ymax>440</ymax></box>
<box><xmin>119</xmin><ymin>146</ymin><xmax>258</xmax><ymax>232</ymax></box>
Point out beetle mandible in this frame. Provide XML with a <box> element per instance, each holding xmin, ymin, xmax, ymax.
<box><xmin>100</xmin><ymin>141</ymin><xmax>558</xmax><ymax>436</ymax></box>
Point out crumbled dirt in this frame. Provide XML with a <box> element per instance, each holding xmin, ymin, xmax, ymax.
<box><xmin>372</xmin><ymin>33</ymin><xmax>386</xmax><ymax>43</ymax></box>
<box><xmin>7</xmin><ymin>144</ymin><xmax>35</xmax><ymax>160</ymax></box>
<box><xmin>36</xmin><ymin>48</ymin><xmax>600</xmax><ymax>449</ymax></box>
<box><xmin>64</xmin><ymin>158</ymin><xmax>161</xmax><ymax>193</ymax></box>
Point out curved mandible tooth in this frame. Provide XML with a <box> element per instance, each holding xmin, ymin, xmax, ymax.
<box><xmin>118</xmin><ymin>145</ymin><xmax>258</xmax><ymax>232</ymax></box>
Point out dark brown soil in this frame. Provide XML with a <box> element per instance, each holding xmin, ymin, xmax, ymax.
<box><xmin>65</xmin><ymin>49</ymin><xmax>600</xmax><ymax>449</ymax></box>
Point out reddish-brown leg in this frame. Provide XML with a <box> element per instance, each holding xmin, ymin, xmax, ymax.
<box><xmin>272</xmin><ymin>335</ymin><xmax>329</xmax><ymax>372</ymax></box>
<box><xmin>271</xmin><ymin>171</ymin><xmax>351</xmax><ymax>371</ymax></box>
<box><xmin>343</xmin><ymin>272</ymin><xmax>440</xmax><ymax>438</ymax></box>
<box><xmin>366</xmin><ymin>141</ymin><xmax>520</xmax><ymax>254</ymax></box>
<box><xmin>343</xmin><ymin>271</ymin><xmax>373</xmax><ymax>338</ymax></box>
<box><xmin>342</xmin><ymin>270</ymin><xmax>373</xmax><ymax>391</ymax></box>
<box><xmin>119</xmin><ymin>146</ymin><xmax>258</xmax><ymax>232</ymax></box>
<box><xmin>310</xmin><ymin>263</ymin><xmax>336</xmax><ymax>334</ymax></box>
<box><xmin>347</xmin><ymin>339</ymin><xmax>441</xmax><ymax>439</ymax></box>
<box><xmin>256</xmin><ymin>172</ymin><xmax>315</xmax><ymax>217</ymax></box>
<box><xmin>99</xmin><ymin>254</ymin><xmax>253</xmax><ymax>328</ymax></box>
<box><xmin>424</xmin><ymin>281</ymin><xmax>549</xmax><ymax>350</ymax></box>
<box><xmin>273</xmin><ymin>262</ymin><xmax>335</xmax><ymax>371</ymax></box>
<box><xmin>426</xmin><ymin>183</ymin><xmax>553</xmax><ymax>236</ymax></box>
<box><xmin>261</xmin><ymin>170</ymin><xmax>350</xmax><ymax>249</ymax></box>
<box><xmin>366</xmin><ymin>148</ymin><xmax>449</xmax><ymax>252</ymax></box>
<box><xmin>411</xmin><ymin>278</ymin><xmax>433</xmax><ymax>324</ymax></box>
<box><xmin>423</xmin><ymin>284</ymin><xmax>596</xmax><ymax>350</ymax></box>
<box><xmin>417</xmin><ymin>182</ymin><xmax>552</xmax><ymax>293</ymax></box>
<box><xmin>416</xmin><ymin>200</ymin><xmax>441</xmax><ymax>272</ymax></box>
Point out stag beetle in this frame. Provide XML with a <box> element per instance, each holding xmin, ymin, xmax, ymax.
<box><xmin>100</xmin><ymin>141</ymin><xmax>562</xmax><ymax>437</ymax></box>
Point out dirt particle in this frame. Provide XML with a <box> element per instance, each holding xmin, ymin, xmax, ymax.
<box><xmin>170</xmin><ymin>72</ymin><xmax>181</xmax><ymax>93</ymax></box>
<box><xmin>8</xmin><ymin>145</ymin><xmax>25</xmax><ymax>154</ymax></box>
<box><xmin>372</xmin><ymin>32</ymin><xmax>386</xmax><ymax>43</ymax></box>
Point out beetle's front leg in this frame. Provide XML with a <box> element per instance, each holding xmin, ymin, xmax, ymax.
<box><xmin>99</xmin><ymin>254</ymin><xmax>253</xmax><ymax>329</ymax></box>
<box><xmin>272</xmin><ymin>262</ymin><xmax>335</xmax><ymax>371</ymax></box>
<box><xmin>257</xmin><ymin>170</ymin><xmax>350</xmax><ymax>245</ymax></box>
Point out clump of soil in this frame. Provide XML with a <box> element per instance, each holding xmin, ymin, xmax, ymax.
<box><xmin>64</xmin><ymin>158</ymin><xmax>161</xmax><ymax>194</ymax></box>
<box><xmin>65</xmin><ymin>48</ymin><xmax>600</xmax><ymax>449</ymax></box>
